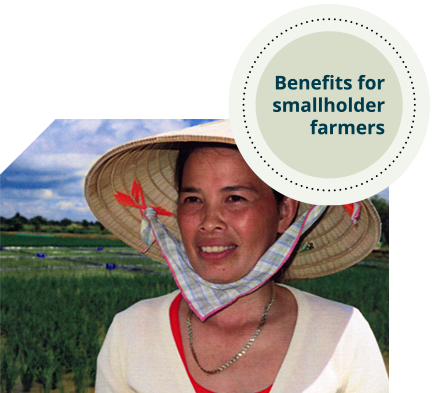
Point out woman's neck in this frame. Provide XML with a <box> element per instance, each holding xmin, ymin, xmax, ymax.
<box><xmin>193</xmin><ymin>281</ymin><xmax>275</xmax><ymax>329</ymax></box>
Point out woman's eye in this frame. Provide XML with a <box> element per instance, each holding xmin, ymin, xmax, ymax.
<box><xmin>228</xmin><ymin>195</ymin><xmax>246</xmax><ymax>202</ymax></box>
<box><xmin>183</xmin><ymin>196</ymin><xmax>200</xmax><ymax>203</ymax></box>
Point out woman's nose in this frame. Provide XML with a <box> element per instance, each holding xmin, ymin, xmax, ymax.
<box><xmin>199</xmin><ymin>204</ymin><xmax>226</xmax><ymax>232</ymax></box>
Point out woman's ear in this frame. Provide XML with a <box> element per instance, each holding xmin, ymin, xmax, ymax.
<box><xmin>278</xmin><ymin>197</ymin><xmax>299</xmax><ymax>234</ymax></box>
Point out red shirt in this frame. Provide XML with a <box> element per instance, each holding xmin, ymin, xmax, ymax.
<box><xmin>170</xmin><ymin>293</ymin><xmax>273</xmax><ymax>393</ymax></box>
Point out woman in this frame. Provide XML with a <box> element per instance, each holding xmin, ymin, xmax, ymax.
<box><xmin>86</xmin><ymin>120</ymin><xmax>388</xmax><ymax>392</ymax></box>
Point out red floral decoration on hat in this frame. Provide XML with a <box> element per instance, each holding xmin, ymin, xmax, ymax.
<box><xmin>343</xmin><ymin>202</ymin><xmax>361</xmax><ymax>224</ymax></box>
<box><xmin>114</xmin><ymin>179</ymin><xmax>174</xmax><ymax>217</ymax></box>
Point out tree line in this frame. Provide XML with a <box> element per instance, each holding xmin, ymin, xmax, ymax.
<box><xmin>369</xmin><ymin>195</ymin><xmax>389</xmax><ymax>246</ymax></box>
<box><xmin>1</xmin><ymin>213</ymin><xmax>110</xmax><ymax>235</ymax></box>
<box><xmin>1</xmin><ymin>196</ymin><xmax>388</xmax><ymax>244</ymax></box>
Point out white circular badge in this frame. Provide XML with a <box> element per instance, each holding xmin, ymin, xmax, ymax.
<box><xmin>230</xmin><ymin>5</ymin><xmax>429</xmax><ymax>204</ymax></box>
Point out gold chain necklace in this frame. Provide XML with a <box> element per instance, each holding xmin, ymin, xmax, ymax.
<box><xmin>187</xmin><ymin>281</ymin><xmax>276</xmax><ymax>375</ymax></box>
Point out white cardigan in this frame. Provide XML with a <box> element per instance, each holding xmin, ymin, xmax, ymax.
<box><xmin>95</xmin><ymin>285</ymin><xmax>388</xmax><ymax>392</ymax></box>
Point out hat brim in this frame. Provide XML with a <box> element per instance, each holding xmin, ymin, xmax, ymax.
<box><xmin>85</xmin><ymin>120</ymin><xmax>381</xmax><ymax>280</ymax></box>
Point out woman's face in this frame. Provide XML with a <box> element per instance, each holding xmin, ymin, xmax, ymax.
<box><xmin>177</xmin><ymin>147</ymin><xmax>296</xmax><ymax>284</ymax></box>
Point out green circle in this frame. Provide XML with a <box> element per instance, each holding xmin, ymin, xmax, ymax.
<box><xmin>256</xmin><ymin>32</ymin><xmax>402</xmax><ymax>179</ymax></box>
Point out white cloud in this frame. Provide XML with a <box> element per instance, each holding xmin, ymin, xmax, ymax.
<box><xmin>56</xmin><ymin>201</ymin><xmax>76</xmax><ymax>210</ymax></box>
<box><xmin>23</xmin><ymin>120</ymin><xmax>106</xmax><ymax>156</ymax></box>
<box><xmin>40</xmin><ymin>189</ymin><xmax>53</xmax><ymax>198</ymax></box>
<box><xmin>1</xmin><ymin>119</ymin><xmax>202</xmax><ymax>222</ymax></box>
<box><xmin>55</xmin><ymin>199</ymin><xmax>89</xmax><ymax>211</ymax></box>
<box><xmin>60</xmin><ymin>119</ymin><xmax>103</xmax><ymax>133</ymax></box>
<box><xmin>140</xmin><ymin>119</ymin><xmax>190</xmax><ymax>135</ymax></box>
<box><xmin>1</xmin><ymin>196</ymin><xmax>94</xmax><ymax>221</ymax></box>
<box><xmin>110</xmin><ymin>119</ymin><xmax>142</xmax><ymax>135</ymax></box>
<box><xmin>12</xmin><ymin>120</ymin><xmax>192</xmax><ymax>166</ymax></box>
<box><xmin>12</xmin><ymin>153</ymin><xmax>98</xmax><ymax>172</ymax></box>
<box><xmin>2</xmin><ymin>188</ymin><xmax>57</xmax><ymax>200</ymax></box>
<box><xmin>2</xmin><ymin>120</ymin><xmax>210</xmax><ymax>221</ymax></box>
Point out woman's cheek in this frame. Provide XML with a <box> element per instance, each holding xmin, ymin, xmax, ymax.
<box><xmin>178</xmin><ymin>203</ymin><xmax>200</xmax><ymax>215</ymax></box>
<box><xmin>177</xmin><ymin>205</ymin><xmax>201</xmax><ymax>232</ymax></box>
<box><xmin>224</xmin><ymin>202</ymin><xmax>252</xmax><ymax>216</ymax></box>
<box><xmin>225</xmin><ymin>209</ymin><xmax>258</xmax><ymax>230</ymax></box>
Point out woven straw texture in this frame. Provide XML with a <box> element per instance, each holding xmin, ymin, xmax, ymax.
<box><xmin>85</xmin><ymin>120</ymin><xmax>380</xmax><ymax>281</ymax></box>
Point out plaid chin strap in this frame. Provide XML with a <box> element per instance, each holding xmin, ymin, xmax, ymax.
<box><xmin>115</xmin><ymin>180</ymin><xmax>360</xmax><ymax>321</ymax></box>
<box><xmin>140</xmin><ymin>205</ymin><xmax>327</xmax><ymax>322</ymax></box>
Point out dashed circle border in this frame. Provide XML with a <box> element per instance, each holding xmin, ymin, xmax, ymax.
<box><xmin>242</xmin><ymin>18</ymin><xmax>415</xmax><ymax>192</ymax></box>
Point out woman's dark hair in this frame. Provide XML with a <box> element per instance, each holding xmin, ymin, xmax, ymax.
<box><xmin>175</xmin><ymin>142</ymin><xmax>285</xmax><ymax>207</ymax></box>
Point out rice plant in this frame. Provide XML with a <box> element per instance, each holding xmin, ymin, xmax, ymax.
<box><xmin>1</xmin><ymin>249</ymin><xmax>387</xmax><ymax>391</ymax></box>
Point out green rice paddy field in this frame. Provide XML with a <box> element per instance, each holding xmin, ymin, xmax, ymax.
<box><xmin>1</xmin><ymin>233</ymin><xmax>388</xmax><ymax>392</ymax></box>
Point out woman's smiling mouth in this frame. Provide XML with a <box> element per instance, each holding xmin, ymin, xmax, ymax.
<box><xmin>197</xmin><ymin>244</ymin><xmax>238</xmax><ymax>263</ymax></box>
<box><xmin>200</xmin><ymin>245</ymin><xmax>237</xmax><ymax>253</ymax></box>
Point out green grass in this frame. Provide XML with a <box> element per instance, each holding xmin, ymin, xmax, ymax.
<box><xmin>1</xmin><ymin>256</ymin><xmax>79</xmax><ymax>268</ymax></box>
<box><xmin>1</xmin><ymin>244</ymin><xmax>388</xmax><ymax>392</ymax></box>
<box><xmin>1</xmin><ymin>273</ymin><xmax>178</xmax><ymax>392</ymax></box>
<box><xmin>1</xmin><ymin>233</ymin><xmax>128</xmax><ymax>247</ymax></box>
<box><xmin>1</xmin><ymin>246</ymin><xmax>170</xmax><ymax>274</ymax></box>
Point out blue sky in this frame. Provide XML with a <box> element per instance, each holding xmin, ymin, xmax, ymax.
<box><xmin>1</xmin><ymin>119</ymin><xmax>389</xmax><ymax>222</ymax></box>
<box><xmin>1</xmin><ymin>120</ymin><xmax>213</xmax><ymax>221</ymax></box>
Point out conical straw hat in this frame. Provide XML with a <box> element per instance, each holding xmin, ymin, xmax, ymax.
<box><xmin>85</xmin><ymin>120</ymin><xmax>381</xmax><ymax>280</ymax></box>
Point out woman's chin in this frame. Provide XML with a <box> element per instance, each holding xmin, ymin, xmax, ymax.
<box><xmin>193</xmin><ymin>266</ymin><xmax>244</xmax><ymax>285</ymax></box>
<box><xmin>190</xmin><ymin>248</ymin><xmax>257</xmax><ymax>284</ymax></box>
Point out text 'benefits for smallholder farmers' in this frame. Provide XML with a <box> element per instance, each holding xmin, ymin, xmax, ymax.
<box><xmin>272</xmin><ymin>75</ymin><xmax>386</xmax><ymax>135</ymax></box>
